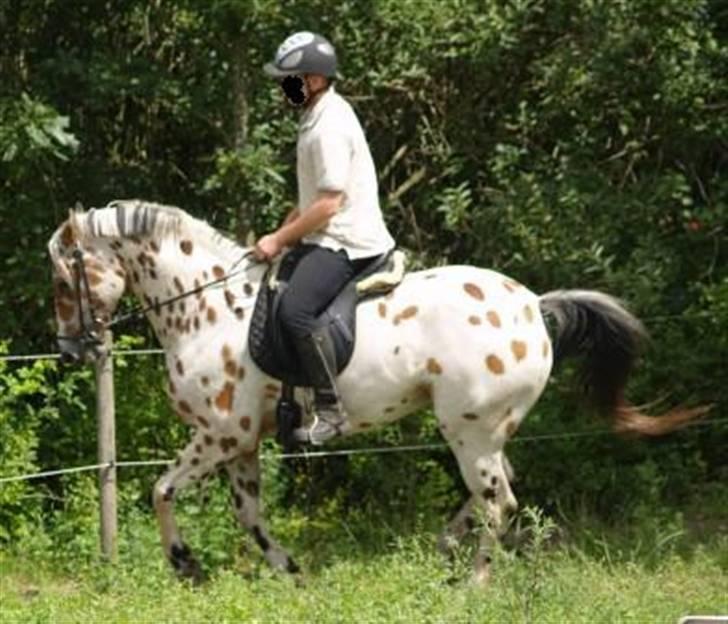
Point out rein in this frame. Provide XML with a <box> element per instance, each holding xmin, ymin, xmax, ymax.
<box><xmin>57</xmin><ymin>248</ymin><xmax>260</xmax><ymax>347</ymax></box>
<box><xmin>107</xmin><ymin>249</ymin><xmax>259</xmax><ymax>329</ymax></box>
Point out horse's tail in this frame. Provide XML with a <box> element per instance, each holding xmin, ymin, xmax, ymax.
<box><xmin>539</xmin><ymin>289</ymin><xmax>709</xmax><ymax>436</ymax></box>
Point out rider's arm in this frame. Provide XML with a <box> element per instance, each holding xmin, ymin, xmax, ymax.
<box><xmin>282</xmin><ymin>207</ymin><xmax>300</xmax><ymax>226</ymax></box>
<box><xmin>274</xmin><ymin>191</ymin><xmax>343</xmax><ymax>247</ymax></box>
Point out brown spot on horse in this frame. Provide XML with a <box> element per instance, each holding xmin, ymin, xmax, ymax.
<box><xmin>224</xmin><ymin>290</ymin><xmax>235</xmax><ymax>309</ymax></box>
<box><xmin>463</xmin><ymin>283</ymin><xmax>485</xmax><ymax>301</ymax></box>
<box><xmin>180</xmin><ymin>240</ymin><xmax>193</xmax><ymax>255</ymax></box>
<box><xmin>224</xmin><ymin>361</ymin><xmax>237</xmax><ymax>378</ymax></box>
<box><xmin>394</xmin><ymin>305</ymin><xmax>418</xmax><ymax>325</ymax></box>
<box><xmin>485</xmin><ymin>354</ymin><xmax>505</xmax><ymax>375</ymax></box>
<box><xmin>219</xmin><ymin>436</ymin><xmax>238</xmax><ymax>453</ymax></box>
<box><xmin>86</xmin><ymin>271</ymin><xmax>103</xmax><ymax>286</ymax></box>
<box><xmin>505</xmin><ymin>419</ymin><xmax>519</xmax><ymax>438</ymax></box>
<box><xmin>511</xmin><ymin>340</ymin><xmax>528</xmax><ymax>362</ymax></box>
<box><xmin>468</xmin><ymin>315</ymin><xmax>482</xmax><ymax>325</ymax></box>
<box><xmin>57</xmin><ymin>299</ymin><xmax>74</xmax><ymax>321</ymax></box>
<box><xmin>378</xmin><ymin>302</ymin><xmax>387</xmax><ymax>318</ymax></box>
<box><xmin>486</xmin><ymin>310</ymin><xmax>501</xmax><ymax>328</ymax></box>
<box><xmin>426</xmin><ymin>358</ymin><xmax>443</xmax><ymax>375</ymax></box>
<box><xmin>215</xmin><ymin>382</ymin><xmax>235</xmax><ymax>412</ymax></box>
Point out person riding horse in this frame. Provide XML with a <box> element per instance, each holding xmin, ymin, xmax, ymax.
<box><xmin>254</xmin><ymin>32</ymin><xmax>396</xmax><ymax>446</ymax></box>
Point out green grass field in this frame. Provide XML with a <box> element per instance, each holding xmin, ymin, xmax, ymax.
<box><xmin>2</xmin><ymin>496</ymin><xmax>726</xmax><ymax>624</ymax></box>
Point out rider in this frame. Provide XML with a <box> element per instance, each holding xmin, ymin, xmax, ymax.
<box><xmin>254</xmin><ymin>32</ymin><xmax>395</xmax><ymax>446</ymax></box>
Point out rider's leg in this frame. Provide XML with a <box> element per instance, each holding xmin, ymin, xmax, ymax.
<box><xmin>278</xmin><ymin>245</ymin><xmax>358</xmax><ymax>445</ymax></box>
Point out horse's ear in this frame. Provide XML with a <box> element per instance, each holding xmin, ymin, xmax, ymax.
<box><xmin>58</xmin><ymin>209</ymin><xmax>78</xmax><ymax>247</ymax></box>
<box><xmin>67</xmin><ymin>202</ymin><xmax>85</xmax><ymax>242</ymax></box>
<box><xmin>67</xmin><ymin>209</ymin><xmax>80</xmax><ymax>241</ymax></box>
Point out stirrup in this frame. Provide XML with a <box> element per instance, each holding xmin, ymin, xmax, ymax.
<box><xmin>293</xmin><ymin>402</ymin><xmax>346</xmax><ymax>446</ymax></box>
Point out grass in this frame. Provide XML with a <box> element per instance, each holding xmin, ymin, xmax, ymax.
<box><xmin>1</xmin><ymin>493</ymin><xmax>727</xmax><ymax>624</ymax></box>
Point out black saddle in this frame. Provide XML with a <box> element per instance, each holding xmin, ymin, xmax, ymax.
<box><xmin>249</xmin><ymin>248</ymin><xmax>399</xmax><ymax>387</ymax></box>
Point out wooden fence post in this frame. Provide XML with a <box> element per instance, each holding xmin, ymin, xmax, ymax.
<box><xmin>95</xmin><ymin>329</ymin><xmax>117</xmax><ymax>562</ymax></box>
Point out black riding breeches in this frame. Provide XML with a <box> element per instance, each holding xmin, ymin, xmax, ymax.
<box><xmin>277</xmin><ymin>244</ymin><xmax>375</xmax><ymax>340</ymax></box>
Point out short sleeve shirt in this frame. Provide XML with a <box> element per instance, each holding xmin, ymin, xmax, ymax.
<box><xmin>297</xmin><ymin>87</ymin><xmax>395</xmax><ymax>259</ymax></box>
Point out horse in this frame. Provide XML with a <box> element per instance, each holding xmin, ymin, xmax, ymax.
<box><xmin>47</xmin><ymin>200</ymin><xmax>706</xmax><ymax>585</ymax></box>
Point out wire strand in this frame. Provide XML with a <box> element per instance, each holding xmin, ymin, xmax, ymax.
<box><xmin>2</xmin><ymin>417</ymin><xmax>725</xmax><ymax>485</ymax></box>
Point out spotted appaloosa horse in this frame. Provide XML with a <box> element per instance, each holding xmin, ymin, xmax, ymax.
<box><xmin>48</xmin><ymin>200</ymin><xmax>705</xmax><ymax>584</ymax></box>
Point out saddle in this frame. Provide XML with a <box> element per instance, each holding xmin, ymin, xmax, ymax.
<box><xmin>249</xmin><ymin>248</ymin><xmax>406</xmax><ymax>388</ymax></box>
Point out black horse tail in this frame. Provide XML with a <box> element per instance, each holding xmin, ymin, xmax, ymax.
<box><xmin>539</xmin><ymin>290</ymin><xmax>709</xmax><ymax>436</ymax></box>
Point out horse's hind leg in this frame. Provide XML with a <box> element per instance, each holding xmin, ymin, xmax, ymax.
<box><xmin>438</xmin><ymin>453</ymin><xmax>517</xmax><ymax>557</ymax></box>
<box><xmin>225</xmin><ymin>453</ymin><xmax>300</xmax><ymax>575</ymax></box>
<box><xmin>438</xmin><ymin>398</ymin><xmax>522</xmax><ymax>586</ymax></box>
<box><xmin>153</xmin><ymin>430</ymin><xmax>235</xmax><ymax>581</ymax></box>
<box><xmin>438</xmin><ymin>495</ymin><xmax>477</xmax><ymax>556</ymax></box>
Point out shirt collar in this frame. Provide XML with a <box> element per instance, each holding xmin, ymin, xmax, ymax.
<box><xmin>299</xmin><ymin>86</ymin><xmax>335</xmax><ymax>132</ymax></box>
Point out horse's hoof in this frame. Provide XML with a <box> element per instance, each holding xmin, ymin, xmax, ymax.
<box><xmin>170</xmin><ymin>542</ymin><xmax>205</xmax><ymax>585</ymax></box>
<box><xmin>177</xmin><ymin>558</ymin><xmax>205</xmax><ymax>585</ymax></box>
<box><xmin>471</xmin><ymin>565</ymin><xmax>491</xmax><ymax>588</ymax></box>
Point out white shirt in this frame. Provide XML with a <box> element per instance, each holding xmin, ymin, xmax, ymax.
<box><xmin>297</xmin><ymin>87</ymin><xmax>395</xmax><ymax>259</ymax></box>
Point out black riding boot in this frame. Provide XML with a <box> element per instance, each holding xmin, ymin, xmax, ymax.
<box><xmin>292</xmin><ymin>327</ymin><xmax>346</xmax><ymax>445</ymax></box>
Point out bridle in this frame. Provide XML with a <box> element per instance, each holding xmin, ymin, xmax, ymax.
<box><xmin>55</xmin><ymin>246</ymin><xmax>105</xmax><ymax>353</ymax></box>
<box><xmin>56</xmin><ymin>245</ymin><xmax>259</xmax><ymax>358</ymax></box>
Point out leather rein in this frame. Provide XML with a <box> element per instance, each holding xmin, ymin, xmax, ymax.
<box><xmin>56</xmin><ymin>246</ymin><xmax>259</xmax><ymax>350</ymax></box>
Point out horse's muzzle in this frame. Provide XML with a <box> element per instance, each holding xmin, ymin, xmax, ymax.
<box><xmin>58</xmin><ymin>350</ymin><xmax>81</xmax><ymax>366</ymax></box>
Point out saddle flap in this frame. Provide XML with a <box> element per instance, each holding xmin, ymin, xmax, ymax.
<box><xmin>249</xmin><ymin>248</ymin><xmax>406</xmax><ymax>387</ymax></box>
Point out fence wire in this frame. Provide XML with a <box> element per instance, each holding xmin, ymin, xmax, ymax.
<box><xmin>1</xmin><ymin>417</ymin><xmax>725</xmax><ymax>486</ymax></box>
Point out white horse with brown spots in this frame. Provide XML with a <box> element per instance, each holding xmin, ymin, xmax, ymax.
<box><xmin>48</xmin><ymin>200</ymin><xmax>705</xmax><ymax>584</ymax></box>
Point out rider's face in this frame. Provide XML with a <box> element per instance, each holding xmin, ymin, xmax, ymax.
<box><xmin>280</xmin><ymin>75</ymin><xmax>309</xmax><ymax>107</ymax></box>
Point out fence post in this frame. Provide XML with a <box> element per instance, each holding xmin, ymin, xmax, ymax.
<box><xmin>96</xmin><ymin>329</ymin><xmax>117</xmax><ymax>562</ymax></box>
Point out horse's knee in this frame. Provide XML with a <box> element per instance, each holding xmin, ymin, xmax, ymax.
<box><xmin>153</xmin><ymin>478</ymin><xmax>175</xmax><ymax>511</ymax></box>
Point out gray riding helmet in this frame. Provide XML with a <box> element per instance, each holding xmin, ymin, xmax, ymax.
<box><xmin>263</xmin><ymin>31</ymin><xmax>337</xmax><ymax>78</ymax></box>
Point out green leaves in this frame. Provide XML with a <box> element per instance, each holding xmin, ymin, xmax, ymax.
<box><xmin>0</xmin><ymin>94</ymin><xmax>79</xmax><ymax>169</ymax></box>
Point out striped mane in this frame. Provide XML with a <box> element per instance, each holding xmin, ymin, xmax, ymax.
<box><xmin>49</xmin><ymin>200</ymin><xmax>246</xmax><ymax>285</ymax></box>
<box><xmin>74</xmin><ymin>200</ymin><xmax>240</xmax><ymax>252</ymax></box>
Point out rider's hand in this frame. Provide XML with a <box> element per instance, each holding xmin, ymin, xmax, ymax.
<box><xmin>253</xmin><ymin>233</ymin><xmax>284</xmax><ymax>261</ymax></box>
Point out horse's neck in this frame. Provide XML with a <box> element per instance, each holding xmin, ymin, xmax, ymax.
<box><xmin>120</xmin><ymin>233</ymin><xmax>259</xmax><ymax>353</ymax></box>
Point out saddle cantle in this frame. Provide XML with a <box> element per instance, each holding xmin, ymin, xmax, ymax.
<box><xmin>249</xmin><ymin>248</ymin><xmax>406</xmax><ymax>387</ymax></box>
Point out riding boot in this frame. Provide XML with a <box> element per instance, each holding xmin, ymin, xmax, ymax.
<box><xmin>292</xmin><ymin>327</ymin><xmax>346</xmax><ymax>446</ymax></box>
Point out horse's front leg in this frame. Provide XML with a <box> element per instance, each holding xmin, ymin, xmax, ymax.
<box><xmin>153</xmin><ymin>430</ymin><xmax>234</xmax><ymax>582</ymax></box>
<box><xmin>225</xmin><ymin>453</ymin><xmax>301</xmax><ymax>575</ymax></box>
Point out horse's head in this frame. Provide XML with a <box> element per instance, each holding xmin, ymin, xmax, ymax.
<box><xmin>48</xmin><ymin>209</ymin><xmax>127</xmax><ymax>364</ymax></box>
